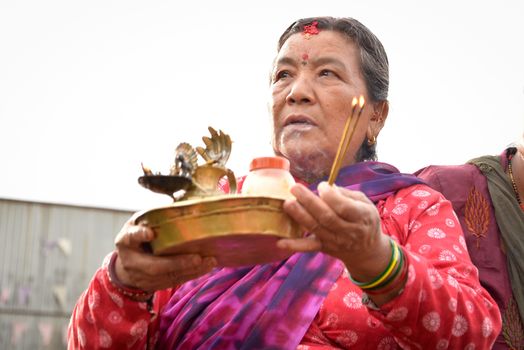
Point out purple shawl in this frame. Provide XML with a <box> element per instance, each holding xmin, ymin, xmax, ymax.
<box><xmin>157</xmin><ymin>162</ymin><xmax>423</xmax><ymax>349</ymax></box>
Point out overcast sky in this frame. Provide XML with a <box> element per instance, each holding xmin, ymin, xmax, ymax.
<box><xmin>1</xmin><ymin>0</ymin><xmax>523</xmax><ymax>211</ymax></box>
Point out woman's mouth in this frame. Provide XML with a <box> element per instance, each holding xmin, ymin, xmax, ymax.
<box><xmin>283</xmin><ymin>114</ymin><xmax>317</xmax><ymax>129</ymax></box>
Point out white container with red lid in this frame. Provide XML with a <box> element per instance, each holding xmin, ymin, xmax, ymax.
<box><xmin>241</xmin><ymin>156</ymin><xmax>295</xmax><ymax>199</ymax></box>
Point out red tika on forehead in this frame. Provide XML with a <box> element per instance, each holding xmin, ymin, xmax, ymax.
<box><xmin>302</xmin><ymin>21</ymin><xmax>320</xmax><ymax>37</ymax></box>
<box><xmin>301</xmin><ymin>53</ymin><xmax>309</xmax><ymax>66</ymax></box>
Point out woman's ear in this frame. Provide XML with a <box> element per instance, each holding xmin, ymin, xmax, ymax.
<box><xmin>367</xmin><ymin>100</ymin><xmax>389</xmax><ymax>143</ymax></box>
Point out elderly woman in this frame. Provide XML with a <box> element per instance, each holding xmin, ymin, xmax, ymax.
<box><xmin>416</xmin><ymin>137</ymin><xmax>524</xmax><ymax>349</ymax></box>
<box><xmin>68</xmin><ymin>17</ymin><xmax>501</xmax><ymax>349</ymax></box>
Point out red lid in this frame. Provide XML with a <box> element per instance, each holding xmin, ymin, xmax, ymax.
<box><xmin>249</xmin><ymin>156</ymin><xmax>290</xmax><ymax>171</ymax></box>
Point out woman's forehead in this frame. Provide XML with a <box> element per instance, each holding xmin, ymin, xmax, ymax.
<box><xmin>278</xmin><ymin>31</ymin><xmax>356</xmax><ymax>57</ymax></box>
<box><xmin>275</xmin><ymin>31</ymin><xmax>359</xmax><ymax>68</ymax></box>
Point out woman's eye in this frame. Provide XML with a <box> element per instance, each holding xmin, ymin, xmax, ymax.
<box><xmin>319</xmin><ymin>69</ymin><xmax>335</xmax><ymax>77</ymax></box>
<box><xmin>275</xmin><ymin>70</ymin><xmax>291</xmax><ymax>81</ymax></box>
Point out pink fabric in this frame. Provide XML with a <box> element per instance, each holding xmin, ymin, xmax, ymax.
<box><xmin>157</xmin><ymin>253</ymin><xmax>342</xmax><ymax>349</ymax></box>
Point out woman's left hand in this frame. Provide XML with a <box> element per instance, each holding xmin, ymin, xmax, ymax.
<box><xmin>278</xmin><ymin>182</ymin><xmax>391</xmax><ymax>281</ymax></box>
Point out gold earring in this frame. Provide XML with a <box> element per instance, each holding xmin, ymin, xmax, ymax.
<box><xmin>367</xmin><ymin>135</ymin><xmax>377</xmax><ymax>145</ymax></box>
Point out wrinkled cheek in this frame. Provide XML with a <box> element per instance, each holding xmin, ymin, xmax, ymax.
<box><xmin>269</xmin><ymin>96</ymin><xmax>285</xmax><ymax>148</ymax></box>
<box><xmin>270</xmin><ymin>86</ymin><xmax>286</xmax><ymax>111</ymax></box>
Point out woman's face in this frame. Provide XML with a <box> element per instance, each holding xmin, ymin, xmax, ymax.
<box><xmin>270</xmin><ymin>30</ymin><xmax>387</xmax><ymax>182</ymax></box>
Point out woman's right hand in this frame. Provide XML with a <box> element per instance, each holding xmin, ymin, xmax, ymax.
<box><xmin>113</xmin><ymin>217</ymin><xmax>217</xmax><ymax>292</ymax></box>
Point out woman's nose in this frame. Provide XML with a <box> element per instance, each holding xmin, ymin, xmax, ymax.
<box><xmin>285</xmin><ymin>76</ymin><xmax>314</xmax><ymax>105</ymax></box>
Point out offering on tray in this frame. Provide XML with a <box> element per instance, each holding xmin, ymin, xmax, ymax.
<box><xmin>135</xmin><ymin>127</ymin><xmax>302</xmax><ymax>267</ymax></box>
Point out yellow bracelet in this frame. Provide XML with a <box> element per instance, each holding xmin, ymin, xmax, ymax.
<box><xmin>350</xmin><ymin>239</ymin><xmax>400</xmax><ymax>289</ymax></box>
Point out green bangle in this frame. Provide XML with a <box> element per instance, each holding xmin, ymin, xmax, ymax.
<box><xmin>362</xmin><ymin>241</ymin><xmax>400</xmax><ymax>289</ymax></box>
<box><xmin>350</xmin><ymin>239</ymin><xmax>398</xmax><ymax>289</ymax></box>
<box><xmin>366</xmin><ymin>247</ymin><xmax>404</xmax><ymax>291</ymax></box>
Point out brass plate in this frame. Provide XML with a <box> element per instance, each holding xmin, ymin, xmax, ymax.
<box><xmin>134</xmin><ymin>195</ymin><xmax>302</xmax><ymax>267</ymax></box>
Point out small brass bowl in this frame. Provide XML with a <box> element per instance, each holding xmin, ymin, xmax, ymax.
<box><xmin>134</xmin><ymin>195</ymin><xmax>302</xmax><ymax>267</ymax></box>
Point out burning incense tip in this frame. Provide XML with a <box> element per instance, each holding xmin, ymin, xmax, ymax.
<box><xmin>359</xmin><ymin>95</ymin><xmax>365</xmax><ymax>107</ymax></box>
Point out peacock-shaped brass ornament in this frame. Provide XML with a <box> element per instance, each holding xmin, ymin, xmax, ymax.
<box><xmin>138</xmin><ymin>127</ymin><xmax>236</xmax><ymax>201</ymax></box>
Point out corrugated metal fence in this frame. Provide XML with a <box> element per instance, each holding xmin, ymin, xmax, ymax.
<box><xmin>0</xmin><ymin>198</ymin><xmax>132</xmax><ymax>349</ymax></box>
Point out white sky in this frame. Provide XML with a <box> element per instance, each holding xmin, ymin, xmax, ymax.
<box><xmin>1</xmin><ymin>0</ymin><xmax>523</xmax><ymax>211</ymax></box>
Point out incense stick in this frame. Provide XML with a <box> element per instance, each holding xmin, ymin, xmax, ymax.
<box><xmin>327</xmin><ymin>95</ymin><xmax>365</xmax><ymax>185</ymax></box>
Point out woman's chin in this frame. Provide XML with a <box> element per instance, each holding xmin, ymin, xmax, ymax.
<box><xmin>278</xmin><ymin>146</ymin><xmax>332</xmax><ymax>182</ymax></box>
